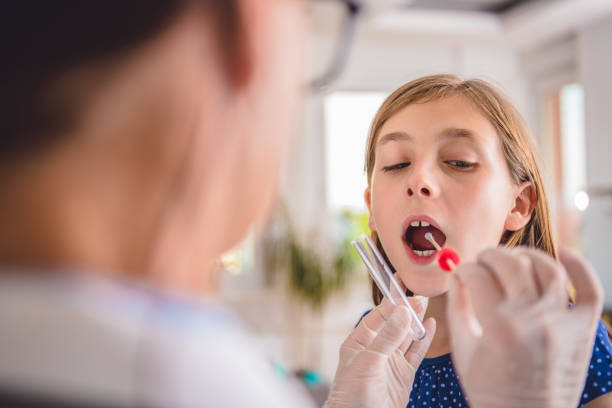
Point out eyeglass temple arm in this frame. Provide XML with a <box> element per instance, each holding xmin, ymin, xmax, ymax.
<box><xmin>310</xmin><ymin>0</ymin><xmax>363</xmax><ymax>91</ymax></box>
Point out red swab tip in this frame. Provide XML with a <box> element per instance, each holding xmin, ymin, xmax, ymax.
<box><xmin>438</xmin><ymin>247</ymin><xmax>460</xmax><ymax>272</ymax></box>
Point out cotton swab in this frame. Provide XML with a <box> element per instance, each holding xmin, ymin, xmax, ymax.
<box><xmin>424</xmin><ymin>232</ymin><xmax>460</xmax><ymax>272</ymax></box>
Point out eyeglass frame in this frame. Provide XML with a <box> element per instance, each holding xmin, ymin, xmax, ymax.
<box><xmin>308</xmin><ymin>0</ymin><xmax>364</xmax><ymax>92</ymax></box>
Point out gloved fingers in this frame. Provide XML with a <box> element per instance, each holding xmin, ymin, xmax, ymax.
<box><xmin>393</xmin><ymin>279</ymin><xmax>429</xmax><ymax>321</ymax></box>
<box><xmin>398</xmin><ymin>296</ymin><xmax>428</xmax><ymax>352</ymax></box>
<box><xmin>399</xmin><ymin>335</ymin><xmax>412</xmax><ymax>355</ymax></box>
<box><xmin>559</xmin><ymin>248</ymin><xmax>603</xmax><ymax>324</ymax></box>
<box><xmin>348</xmin><ymin>297</ymin><xmax>395</xmax><ymax>350</ymax></box>
<box><xmin>448</xmin><ymin>272</ymin><xmax>483</xmax><ymax>338</ymax></box>
<box><xmin>347</xmin><ymin>317</ymin><xmax>379</xmax><ymax>351</ymax></box>
<box><xmin>375</xmin><ymin>296</ymin><xmax>395</xmax><ymax>319</ymax></box>
<box><xmin>388</xmin><ymin>277</ymin><xmax>427</xmax><ymax>321</ymax></box>
<box><xmin>410</xmin><ymin>295</ymin><xmax>429</xmax><ymax>322</ymax></box>
<box><xmin>404</xmin><ymin>317</ymin><xmax>436</xmax><ymax>368</ymax></box>
<box><xmin>447</xmin><ymin>271</ymin><xmax>483</xmax><ymax>373</ymax></box>
<box><xmin>367</xmin><ymin>305</ymin><xmax>413</xmax><ymax>356</ymax></box>
<box><xmin>515</xmin><ymin>247</ymin><xmax>567</xmax><ymax>310</ymax></box>
<box><xmin>477</xmin><ymin>247</ymin><xmax>539</xmax><ymax>304</ymax></box>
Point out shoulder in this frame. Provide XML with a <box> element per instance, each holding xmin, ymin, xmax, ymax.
<box><xmin>580</xmin><ymin>321</ymin><xmax>612</xmax><ymax>407</ymax></box>
<box><xmin>139</xmin><ymin>316</ymin><xmax>307</xmax><ymax>407</ymax></box>
<box><xmin>137</xmin><ymin>294</ymin><xmax>317</xmax><ymax>407</ymax></box>
<box><xmin>0</xmin><ymin>276</ymin><xmax>314</xmax><ymax>408</ymax></box>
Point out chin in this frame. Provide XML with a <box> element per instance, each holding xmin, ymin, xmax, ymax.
<box><xmin>411</xmin><ymin>287</ymin><xmax>449</xmax><ymax>298</ymax></box>
<box><xmin>399</xmin><ymin>271</ymin><xmax>450</xmax><ymax>298</ymax></box>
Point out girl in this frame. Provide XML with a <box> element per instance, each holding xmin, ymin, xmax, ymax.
<box><xmin>361</xmin><ymin>74</ymin><xmax>612</xmax><ymax>407</ymax></box>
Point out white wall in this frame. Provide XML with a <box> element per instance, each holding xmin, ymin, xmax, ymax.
<box><xmin>315</xmin><ymin>30</ymin><xmax>529</xmax><ymax>111</ymax></box>
<box><xmin>578</xmin><ymin>15</ymin><xmax>612</xmax><ymax>309</ymax></box>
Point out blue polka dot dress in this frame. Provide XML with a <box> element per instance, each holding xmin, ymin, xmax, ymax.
<box><xmin>408</xmin><ymin>353</ymin><xmax>466</xmax><ymax>407</ymax></box>
<box><xmin>358</xmin><ymin>311</ymin><xmax>612</xmax><ymax>407</ymax></box>
<box><xmin>580</xmin><ymin>320</ymin><xmax>612</xmax><ymax>406</ymax></box>
<box><xmin>408</xmin><ymin>320</ymin><xmax>612</xmax><ymax>408</ymax></box>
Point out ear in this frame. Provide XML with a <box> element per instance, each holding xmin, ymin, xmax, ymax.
<box><xmin>504</xmin><ymin>181</ymin><xmax>536</xmax><ymax>231</ymax></box>
<box><xmin>364</xmin><ymin>187</ymin><xmax>376</xmax><ymax>232</ymax></box>
<box><xmin>216</xmin><ymin>0</ymin><xmax>257</xmax><ymax>89</ymax></box>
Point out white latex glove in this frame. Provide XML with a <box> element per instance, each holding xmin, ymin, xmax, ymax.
<box><xmin>324</xmin><ymin>295</ymin><xmax>436</xmax><ymax>408</ymax></box>
<box><xmin>447</xmin><ymin>247</ymin><xmax>603</xmax><ymax>408</ymax></box>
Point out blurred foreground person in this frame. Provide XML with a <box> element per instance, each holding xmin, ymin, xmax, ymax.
<box><xmin>0</xmin><ymin>1</ymin><xmax>312</xmax><ymax>406</ymax></box>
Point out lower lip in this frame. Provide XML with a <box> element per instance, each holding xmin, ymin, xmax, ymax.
<box><xmin>403</xmin><ymin>240</ymin><xmax>437</xmax><ymax>266</ymax></box>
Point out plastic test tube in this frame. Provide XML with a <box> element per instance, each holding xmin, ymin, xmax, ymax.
<box><xmin>351</xmin><ymin>233</ymin><xmax>427</xmax><ymax>341</ymax></box>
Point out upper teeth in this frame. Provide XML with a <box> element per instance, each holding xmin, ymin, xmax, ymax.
<box><xmin>410</xmin><ymin>220</ymin><xmax>430</xmax><ymax>227</ymax></box>
<box><xmin>413</xmin><ymin>249</ymin><xmax>435</xmax><ymax>257</ymax></box>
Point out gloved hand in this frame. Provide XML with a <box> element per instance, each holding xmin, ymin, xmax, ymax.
<box><xmin>323</xmin><ymin>295</ymin><xmax>436</xmax><ymax>408</ymax></box>
<box><xmin>447</xmin><ymin>247</ymin><xmax>603</xmax><ymax>408</ymax></box>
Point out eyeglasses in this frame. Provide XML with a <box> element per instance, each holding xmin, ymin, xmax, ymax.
<box><xmin>308</xmin><ymin>0</ymin><xmax>363</xmax><ymax>92</ymax></box>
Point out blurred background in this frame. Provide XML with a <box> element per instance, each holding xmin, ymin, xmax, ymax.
<box><xmin>216</xmin><ymin>0</ymin><xmax>612</xmax><ymax>399</ymax></box>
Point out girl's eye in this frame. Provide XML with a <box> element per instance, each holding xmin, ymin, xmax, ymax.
<box><xmin>446</xmin><ymin>160</ymin><xmax>475</xmax><ymax>170</ymax></box>
<box><xmin>382</xmin><ymin>162</ymin><xmax>410</xmax><ymax>172</ymax></box>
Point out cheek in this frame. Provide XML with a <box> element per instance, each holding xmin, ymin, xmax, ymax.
<box><xmin>369</xmin><ymin>182</ymin><xmax>398</xmax><ymax>228</ymax></box>
<box><xmin>236</xmin><ymin>6</ymin><xmax>304</xmax><ymax>225</ymax></box>
<box><xmin>253</xmin><ymin>5</ymin><xmax>303</xmax><ymax>188</ymax></box>
<box><xmin>450</xmin><ymin>176</ymin><xmax>513</xmax><ymax>253</ymax></box>
<box><xmin>452</xmin><ymin>178</ymin><xmax>502</xmax><ymax>209</ymax></box>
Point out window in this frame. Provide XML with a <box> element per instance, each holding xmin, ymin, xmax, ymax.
<box><xmin>324</xmin><ymin>92</ymin><xmax>386</xmax><ymax>212</ymax></box>
<box><xmin>546</xmin><ymin>82</ymin><xmax>587</xmax><ymax>248</ymax></box>
<box><xmin>560</xmin><ymin>83</ymin><xmax>587</xmax><ymax>211</ymax></box>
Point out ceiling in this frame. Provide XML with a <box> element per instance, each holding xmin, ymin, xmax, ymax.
<box><xmin>406</xmin><ymin>0</ymin><xmax>530</xmax><ymax>14</ymax></box>
<box><xmin>310</xmin><ymin>0</ymin><xmax>612</xmax><ymax>51</ymax></box>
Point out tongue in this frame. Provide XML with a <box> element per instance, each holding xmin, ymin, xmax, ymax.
<box><xmin>410</xmin><ymin>226</ymin><xmax>446</xmax><ymax>251</ymax></box>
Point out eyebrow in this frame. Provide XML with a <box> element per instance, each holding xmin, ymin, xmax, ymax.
<box><xmin>439</xmin><ymin>127</ymin><xmax>478</xmax><ymax>141</ymax></box>
<box><xmin>377</xmin><ymin>131</ymin><xmax>412</xmax><ymax>146</ymax></box>
<box><xmin>377</xmin><ymin>127</ymin><xmax>478</xmax><ymax>146</ymax></box>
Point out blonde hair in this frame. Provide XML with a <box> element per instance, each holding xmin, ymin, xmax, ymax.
<box><xmin>365</xmin><ymin>74</ymin><xmax>556</xmax><ymax>304</ymax></box>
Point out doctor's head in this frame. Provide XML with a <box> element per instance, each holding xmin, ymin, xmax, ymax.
<box><xmin>0</xmin><ymin>1</ymin><xmax>304</xmax><ymax>291</ymax></box>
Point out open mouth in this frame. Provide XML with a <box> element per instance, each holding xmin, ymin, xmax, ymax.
<box><xmin>404</xmin><ymin>219</ymin><xmax>447</xmax><ymax>257</ymax></box>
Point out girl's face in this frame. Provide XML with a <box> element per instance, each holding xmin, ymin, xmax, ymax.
<box><xmin>365</xmin><ymin>95</ymin><xmax>532</xmax><ymax>297</ymax></box>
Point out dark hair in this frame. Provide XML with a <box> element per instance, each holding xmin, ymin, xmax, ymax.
<box><xmin>0</xmin><ymin>1</ymin><xmax>237</xmax><ymax>159</ymax></box>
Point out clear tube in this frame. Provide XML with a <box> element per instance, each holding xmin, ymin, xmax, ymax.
<box><xmin>351</xmin><ymin>233</ymin><xmax>426</xmax><ymax>341</ymax></box>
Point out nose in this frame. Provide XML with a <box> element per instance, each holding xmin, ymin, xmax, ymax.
<box><xmin>407</xmin><ymin>185</ymin><xmax>432</xmax><ymax>197</ymax></box>
<box><xmin>406</xmin><ymin>165</ymin><xmax>438</xmax><ymax>198</ymax></box>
